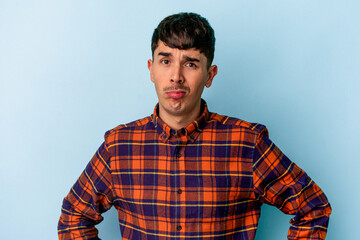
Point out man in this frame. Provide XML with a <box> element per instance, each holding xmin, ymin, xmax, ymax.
<box><xmin>58</xmin><ymin>12</ymin><xmax>331</xmax><ymax>239</ymax></box>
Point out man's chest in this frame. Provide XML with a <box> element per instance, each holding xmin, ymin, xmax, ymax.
<box><xmin>109</xmin><ymin>139</ymin><xmax>257</xmax><ymax>218</ymax></box>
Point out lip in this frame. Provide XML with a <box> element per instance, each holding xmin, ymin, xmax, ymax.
<box><xmin>166</xmin><ymin>90</ymin><xmax>186</xmax><ymax>99</ymax></box>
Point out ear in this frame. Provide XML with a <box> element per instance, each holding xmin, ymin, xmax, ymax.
<box><xmin>205</xmin><ymin>65</ymin><xmax>218</xmax><ymax>88</ymax></box>
<box><xmin>147</xmin><ymin>59</ymin><xmax>154</xmax><ymax>83</ymax></box>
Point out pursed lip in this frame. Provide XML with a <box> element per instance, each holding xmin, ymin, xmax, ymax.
<box><xmin>166</xmin><ymin>90</ymin><xmax>186</xmax><ymax>99</ymax></box>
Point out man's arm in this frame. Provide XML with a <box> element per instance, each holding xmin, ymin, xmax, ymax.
<box><xmin>58</xmin><ymin>142</ymin><xmax>113</xmax><ymax>240</ymax></box>
<box><xmin>252</xmin><ymin>129</ymin><xmax>331</xmax><ymax>240</ymax></box>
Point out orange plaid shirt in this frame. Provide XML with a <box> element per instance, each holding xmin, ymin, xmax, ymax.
<box><xmin>58</xmin><ymin>100</ymin><xmax>331</xmax><ymax>239</ymax></box>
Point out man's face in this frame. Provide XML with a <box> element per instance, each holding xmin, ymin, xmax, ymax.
<box><xmin>148</xmin><ymin>41</ymin><xmax>217</xmax><ymax>124</ymax></box>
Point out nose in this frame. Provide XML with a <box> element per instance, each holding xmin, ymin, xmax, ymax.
<box><xmin>170</xmin><ymin>64</ymin><xmax>184</xmax><ymax>84</ymax></box>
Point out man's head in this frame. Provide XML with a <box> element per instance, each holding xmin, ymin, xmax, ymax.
<box><xmin>148</xmin><ymin>12</ymin><xmax>217</xmax><ymax>130</ymax></box>
<box><xmin>151</xmin><ymin>12</ymin><xmax>215</xmax><ymax>68</ymax></box>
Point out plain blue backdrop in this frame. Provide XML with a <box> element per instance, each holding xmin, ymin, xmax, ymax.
<box><xmin>0</xmin><ymin>0</ymin><xmax>359</xmax><ymax>239</ymax></box>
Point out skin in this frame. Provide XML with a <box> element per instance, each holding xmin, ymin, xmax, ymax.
<box><xmin>148</xmin><ymin>41</ymin><xmax>218</xmax><ymax>130</ymax></box>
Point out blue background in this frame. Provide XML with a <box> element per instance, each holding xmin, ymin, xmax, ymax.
<box><xmin>0</xmin><ymin>1</ymin><xmax>359</xmax><ymax>239</ymax></box>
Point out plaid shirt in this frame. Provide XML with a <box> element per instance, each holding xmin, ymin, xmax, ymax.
<box><xmin>58</xmin><ymin>100</ymin><xmax>331</xmax><ymax>240</ymax></box>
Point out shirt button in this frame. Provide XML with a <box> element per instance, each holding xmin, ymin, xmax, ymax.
<box><xmin>177</xmin><ymin>225</ymin><xmax>182</xmax><ymax>231</ymax></box>
<box><xmin>175</xmin><ymin>153</ymin><xmax>181</xmax><ymax>158</ymax></box>
<box><xmin>177</xmin><ymin>189</ymin><xmax>182</xmax><ymax>194</ymax></box>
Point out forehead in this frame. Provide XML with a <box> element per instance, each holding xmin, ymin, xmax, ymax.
<box><xmin>154</xmin><ymin>41</ymin><xmax>206</xmax><ymax>60</ymax></box>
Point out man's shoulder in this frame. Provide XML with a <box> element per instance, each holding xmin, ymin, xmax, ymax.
<box><xmin>104</xmin><ymin>115</ymin><xmax>154</xmax><ymax>141</ymax></box>
<box><xmin>209</xmin><ymin>112</ymin><xmax>267</xmax><ymax>134</ymax></box>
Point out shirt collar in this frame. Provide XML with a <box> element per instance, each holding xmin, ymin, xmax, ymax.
<box><xmin>151</xmin><ymin>99</ymin><xmax>210</xmax><ymax>143</ymax></box>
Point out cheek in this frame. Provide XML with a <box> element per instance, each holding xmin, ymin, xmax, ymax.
<box><xmin>190</xmin><ymin>75</ymin><xmax>207</xmax><ymax>90</ymax></box>
<box><xmin>152</xmin><ymin>68</ymin><xmax>168</xmax><ymax>83</ymax></box>
<box><xmin>154</xmin><ymin>81</ymin><xmax>164</xmax><ymax>96</ymax></box>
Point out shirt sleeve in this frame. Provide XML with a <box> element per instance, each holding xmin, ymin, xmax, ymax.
<box><xmin>58</xmin><ymin>142</ymin><xmax>114</xmax><ymax>240</ymax></box>
<box><xmin>252</xmin><ymin>128</ymin><xmax>332</xmax><ymax>240</ymax></box>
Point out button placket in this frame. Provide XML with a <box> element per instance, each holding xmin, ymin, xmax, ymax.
<box><xmin>172</xmin><ymin>143</ymin><xmax>183</xmax><ymax>233</ymax></box>
<box><xmin>175</xmin><ymin>144</ymin><xmax>186</xmax><ymax>233</ymax></box>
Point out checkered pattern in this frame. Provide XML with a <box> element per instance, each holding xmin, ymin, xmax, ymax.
<box><xmin>58</xmin><ymin>100</ymin><xmax>331</xmax><ymax>239</ymax></box>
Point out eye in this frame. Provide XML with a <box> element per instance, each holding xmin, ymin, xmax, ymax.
<box><xmin>161</xmin><ymin>59</ymin><xmax>169</xmax><ymax>64</ymax></box>
<box><xmin>186</xmin><ymin>62</ymin><xmax>197</xmax><ymax>68</ymax></box>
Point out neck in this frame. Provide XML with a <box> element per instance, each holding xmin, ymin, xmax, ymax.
<box><xmin>158</xmin><ymin>105</ymin><xmax>201</xmax><ymax>130</ymax></box>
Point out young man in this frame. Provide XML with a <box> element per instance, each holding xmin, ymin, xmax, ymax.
<box><xmin>58</xmin><ymin>13</ymin><xmax>331</xmax><ymax>240</ymax></box>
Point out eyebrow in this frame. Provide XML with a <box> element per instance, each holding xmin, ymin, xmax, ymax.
<box><xmin>184</xmin><ymin>56</ymin><xmax>200</xmax><ymax>62</ymax></box>
<box><xmin>158</xmin><ymin>52</ymin><xmax>171</xmax><ymax>57</ymax></box>
<box><xmin>157</xmin><ymin>52</ymin><xmax>200</xmax><ymax>62</ymax></box>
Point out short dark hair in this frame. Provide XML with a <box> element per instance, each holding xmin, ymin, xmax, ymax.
<box><xmin>151</xmin><ymin>12</ymin><xmax>215</xmax><ymax>67</ymax></box>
